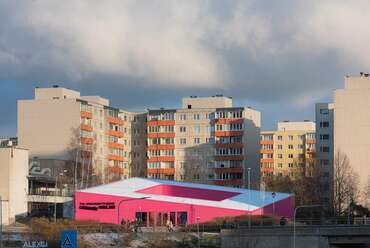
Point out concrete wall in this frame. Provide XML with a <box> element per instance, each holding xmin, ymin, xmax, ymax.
<box><xmin>0</xmin><ymin>147</ymin><xmax>28</xmax><ymax>225</ymax></box>
<box><xmin>334</xmin><ymin>76</ymin><xmax>370</xmax><ymax>206</ymax></box>
<box><xmin>277</xmin><ymin>121</ymin><xmax>315</xmax><ymax>132</ymax></box>
<box><xmin>182</xmin><ymin>96</ymin><xmax>233</xmax><ymax>109</ymax></box>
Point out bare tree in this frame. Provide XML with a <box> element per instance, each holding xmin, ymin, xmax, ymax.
<box><xmin>333</xmin><ymin>150</ymin><xmax>360</xmax><ymax>216</ymax></box>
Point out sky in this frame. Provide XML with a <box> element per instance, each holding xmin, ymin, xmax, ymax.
<box><xmin>1</xmin><ymin>0</ymin><xmax>369</xmax><ymax>136</ymax></box>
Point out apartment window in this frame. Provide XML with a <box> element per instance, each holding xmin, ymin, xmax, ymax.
<box><xmin>278</xmin><ymin>154</ymin><xmax>283</xmax><ymax>159</ymax></box>
<box><xmin>193</xmin><ymin>138</ymin><xmax>200</xmax><ymax>144</ymax></box>
<box><xmin>193</xmin><ymin>125</ymin><xmax>200</xmax><ymax>134</ymax></box>
<box><xmin>288</xmin><ymin>135</ymin><xmax>293</xmax><ymax>141</ymax></box>
<box><xmin>288</xmin><ymin>163</ymin><xmax>293</xmax><ymax>168</ymax></box>
<box><xmin>278</xmin><ymin>163</ymin><xmax>283</xmax><ymax>168</ymax></box>
<box><xmin>179</xmin><ymin>126</ymin><xmax>186</xmax><ymax>132</ymax></box>
<box><xmin>321</xmin><ymin>159</ymin><xmax>329</xmax><ymax>166</ymax></box>
<box><xmin>193</xmin><ymin>113</ymin><xmax>200</xmax><ymax>120</ymax></box>
<box><xmin>180</xmin><ymin>138</ymin><xmax>186</xmax><ymax>145</ymax></box>
<box><xmin>320</xmin><ymin>134</ymin><xmax>330</xmax><ymax>140</ymax></box>
<box><xmin>277</xmin><ymin>144</ymin><xmax>283</xmax><ymax>150</ymax></box>
<box><xmin>298</xmin><ymin>144</ymin><xmax>304</xmax><ymax>149</ymax></box>
<box><xmin>320</xmin><ymin>109</ymin><xmax>329</xmax><ymax>115</ymax></box>
<box><xmin>320</xmin><ymin>146</ymin><xmax>330</xmax><ymax>152</ymax></box>
<box><xmin>288</xmin><ymin>144</ymin><xmax>293</xmax><ymax>149</ymax></box>
<box><xmin>206</xmin><ymin>137</ymin><xmax>214</xmax><ymax>144</ymax></box>
<box><xmin>288</xmin><ymin>154</ymin><xmax>293</xmax><ymax>158</ymax></box>
<box><xmin>320</xmin><ymin>121</ymin><xmax>329</xmax><ymax>128</ymax></box>
<box><xmin>277</xmin><ymin>136</ymin><xmax>283</xmax><ymax>141</ymax></box>
<box><xmin>179</xmin><ymin>114</ymin><xmax>186</xmax><ymax>120</ymax></box>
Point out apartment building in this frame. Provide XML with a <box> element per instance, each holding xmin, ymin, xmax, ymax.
<box><xmin>332</xmin><ymin>74</ymin><xmax>370</xmax><ymax>206</ymax></box>
<box><xmin>146</xmin><ymin>96</ymin><xmax>261</xmax><ymax>187</ymax></box>
<box><xmin>18</xmin><ymin>86</ymin><xmax>146</xmax><ymax>185</ymax></box>
<box><xmin>0</xmin><ymin>142</ymin><xmax>28</xmax><ymax>225</ymax></box>
<box><xmin>260</xmin><ymin>121</ymin><xmax>316</xmax><ymax>179</ymax></box>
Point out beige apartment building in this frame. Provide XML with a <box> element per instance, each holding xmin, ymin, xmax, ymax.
<box><xmin>17</xmin><ymin>86</ymin><xmax>146</xmax><ymax>185</ymax></box>
<box><xmin>333</xmin><ymin>74</ymin><xmax>370</xmax><ymax>206</ymax></box>
<box><xmin>0</xmin><ymin>142</ymin><xmax>28</xmax><ymax>225</ymax></box>
<box><xmin>147</xmin><ymin>96</ymin><xmax>261</xmax><ymax>187</ymax></box>
<box><xmin>260</xmin><ymin>121</ymin><xmax>316</xmax><ymax>179</ymax></box>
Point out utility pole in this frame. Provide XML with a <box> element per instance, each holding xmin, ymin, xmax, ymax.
<box><xmin>247</xmin><ymin>168</ymin><xmax>251</xmax><ymax>229</ymax></box>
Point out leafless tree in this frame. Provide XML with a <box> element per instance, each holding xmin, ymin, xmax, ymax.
<box><xmin>333</xmin><ymin>150</ymin><xmax>360</xmax><ymax>216</ymax></box>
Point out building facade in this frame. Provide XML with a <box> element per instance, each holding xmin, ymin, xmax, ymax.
<box><xmin>333</xmin><ymin>74</ymin><xmax>370</xmax><ymax>206</ymax></box>
<box><xmin>18</xmin><ymin>86</ymin><xmax>147</xmax><ymax>186</ymax></box>
<box><xmin>260</xmin><ymin>121</ymin><xmax>316</xmax><ymax>179</ymax></box>
<box><xmin>147</xmin><ymin>96</ymin><xmax>261</xmax><ymax>187</ymax></box>
<box><xmin>0</xmin><ymin>143</ymin><xmax>28</xmax><ymax>225</ymax></box>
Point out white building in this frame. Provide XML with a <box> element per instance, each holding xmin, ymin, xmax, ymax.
<box><xmin>0</xmin><ymin>144</ymin><xmax>28</xmax><ymax>225</ymax></box>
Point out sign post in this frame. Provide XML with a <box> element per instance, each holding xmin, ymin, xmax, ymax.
<box><xmin>61</xmin><ymin>230</ymin><xmax>77</xmax><ymax>248</ymax></box>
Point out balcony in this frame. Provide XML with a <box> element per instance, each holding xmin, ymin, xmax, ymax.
<box><xmin>260</xmin><ymin>167</ymin><xmax>274</xmax><ymax>173</ymax></box>
<box><xmin>80</xmin><ymin>137</ymin><xmax>93</xmax><ymax>144</ymax></box>
<box><xmin>214</xmin><ymin>179</ymin><xmax>243</xmax><ymax>186</ymax></box>
<box><xmin>260</xmin><ymin>158</ymin><xmax>274</xmax><ymax>163</ymax></box>
<box><xmin>80</xmin><ymin>124</ymin><xmax>93</xmax><ymax>132</ymax></box>
<box><xmin>147</xmin><ymin>156</ymin><xmax>175</xmax><ymax>162</ymax></box>
<box><xmin>80</xmin><ymin>111</ymin><xmax>92</xmax><ymax>119</ymax></box>
<box><xmin>147</xmin><ymin>168</ymin><xmax>175</xmax><ymax>175</ymax></box>
<box><xmin>107</xmin><ymin>154</ymin><xmax>125</xmax><ymax>162</ymax></box>
<box><xmin>215</xmin><ymin>131</ymin><xmax>243</xmax><ymax>137</ymax></box>
<box><xmin>215</xmin><ymin>155</ymin><xmax>244</xmax><ymax>161</ymax></box>
<box><xmin>147</xmin><ymin>132</ymin><xmax>175</xmax><ymax>138</ymax></box>
<box><xmin>215</xmin><ymin>142</ymin><xmax>243</xmax><ymax>148</ymax></box>
<box><xmin>107</xmin><ymin>130</ymin><xmax>124</xmax><ymax>138</ymax></box>
<box><xmin>306</xmin><ymin>139</ymin><xmax>315</xmax><ymax>144</ymax></box>
<box><xmin>260</xmin><ymin>140</ymin><xmax>274</xmax><ymax>145</ymax></box>
<box><xmin>148</xmin><ymin>144</ymin><xmax>175</xmax><ymax>150</ymax></box>
<box><xmin>147</xmin><ymin>120</ymin><xmax>175</xmax><ymax>126</ymax></box>
<box><xmin>215</xmin><ymin>167</ymin><xmax>243</xmax><ymax>173</ymax></box>
<box><xmin>108</xmin><ymin>166</ymin><xmax>129</xmax><ymax>174</ymax></box>
<box><xmin>260</xmin><ymin>149</ymin><xmax>274</xmax><ymax>154</ymax></box>
<box><xmin>306</xmin><ymin>148</ymin><xmax>316</xmax><ymax>153</ymax></box>
<box><xmin>108</xmin><ymin>142</ymin><xmax>124</xmax><ymax>149</ymax></box>
<box><xmin>108</xmin><ymin>116</ymin><xmax>124</xmax><ymax>125</ymax></box>
<box><xmin>214</xmin><ymin>118</ymin><xmax>244</xmax><ymax>124</ymax></box>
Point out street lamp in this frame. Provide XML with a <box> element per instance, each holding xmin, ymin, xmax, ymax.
<box><xmin>272</xmin><ymin>192</ymin><xmax>276</xmax><ymax>226</ymax></box>
<box><xmin>247</xmin><ymin>167</ymin><xmax>251</xmax><ymax>229</ymax></box>
<box><xmin>54</xmin><ymin>169</ymin><xmax>68</xmax><ymax>222</ymax></box>
<box><xmin>293</xmin><ymin>204</ymin><xmax>321</xmax><ymax>248</ymax></box>
<box><xmin>117</xmin><ymin>197</ymin><xmax>150</xmax><ymax>225</ymax></box>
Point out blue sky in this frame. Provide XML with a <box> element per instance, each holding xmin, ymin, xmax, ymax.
<box><xmin>0</xmin><ymin>0</ymin><xmax>369</xmax><ymax>136</ymax></box>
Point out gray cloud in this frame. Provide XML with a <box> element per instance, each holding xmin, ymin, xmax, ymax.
<box><xmin>0</xmin><ymin>0</ymin><xmax>369</xmax><ymax>134</ymax></box>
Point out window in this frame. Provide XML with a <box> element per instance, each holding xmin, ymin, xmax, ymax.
<box><xmin>288</xmin><ymin>135</ymin><xmax>293</xmax><ymax>141</ymax></box>
<box><xmin>206</xmin><ymin>137</ymin><xmax>214</xmax><ymax>144</ymax></box>
<box><xmin>193</xmin><ymin>125</ymin><xmax>200</xmax><ymax>134</ymax></box>
<box><xmin>194</xmin><ymin>138</ymin><xmax>200</xmax><ymax>144</ymax></box>
<box><xmin>298</xmin><ymin>144</ymin><xmax>304</xmax><ymax>149</ymax></box>
<box><xmin>278</xmin><ymin>154</ymin><xmax>283</xmax><ymax>159</ymax></box>
<box><xmin>321</xmin><ymin>159</ymin><xmax>329</xmax><ymax>166</ymax></box>
<box><xmin>278</xmin><ymin>144</ymin><xmax>283</xmax><ymax>150</ymax></box>
<box><xmin>320</xmin><ymin>122</ymin><xmax>329</xmax><ymax>128</ymax></box>
<box><xmin>277</xmin><ymin>136</ymin><xmax>283</xmax><ymax>141</ymax></box>
<box><xmin>179</xmin><ymin>114</ymin><xmax>186</xmax><ymax>120</ymax></box>
<box><xmin>193</xmin><ymin>113</ymin><xmax>200</xmax><ymax>120</ymax></box>
<box><xmin>320</xmin><ymin>134</ymin><xmax>330</xmax><ymax>140</ymax></box>
<box><xmin>179</xmin><ymin>126</ymin><xmax>186</xmax><ymax>132</ymax></box>
<box><xmin>288</xmin><ymin>144</ymin><xmax>293</xmax><ymax>149</ymax></box>
<box><xmin>320</xmin><ymin>109</ymin><xmax>329</xmax><ymax>115</ymax></box>
<box><xmin>278</xmin><ymin>163</ymin><xmax>283</xmax><ymax>168</ymax></box>
<box><xmin>180</xmin><ymin>138</ymin><xmax>186</xmax><ymax>145</ymax></box>
<box><xmin>320</xmin><ymin>146</ymin><xmax>330</xmax><ymax>152</ymax></box>
<box><xmin>288</xmin><ymin>154</ymin><xmax>293</xmax><ymax>158</ymax></box>
<box><xmin>288</xmin><ymin>163</ymin><xmax>293</xmax><ymax>168</ymax></box>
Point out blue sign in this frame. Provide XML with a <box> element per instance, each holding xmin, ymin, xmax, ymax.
<box><xmin>61</xmin><ymin>230</ymin><xmax>77</xmax><ymax>248</ymax></box>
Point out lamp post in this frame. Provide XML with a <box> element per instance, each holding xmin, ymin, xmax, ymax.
<box><xmin>196</xmin><ymin>216</ymin><xmax>200</xmax><ymax>248</ymax></box>
<box><xmin>117</xmin><ymin>197</ymin><xmax>150</xmax><ymax>225</ymax></box>
<box><xmin>272</xmin><ymin>192</ymin><xmax>276</xmax><ymax>226</ymax></box>
<box><xmin>247</xmin><ymin>168</ymin><xmax>251</xmax><ymax>229</ymax></box>
<box><xmin>293</xmin><ymin>204</ymin><xmax>321</xmax><ymax>248</ymax></box>
<box><xmin>54</xmin><ymin>169</ymin><xmax>67</xmax><ymax>222</ymax></box>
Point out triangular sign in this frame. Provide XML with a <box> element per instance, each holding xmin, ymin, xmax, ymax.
<box><xmin>63</xmin><ymin>235</ymin><xmax>72</xmax><ymax>246</ymax></box>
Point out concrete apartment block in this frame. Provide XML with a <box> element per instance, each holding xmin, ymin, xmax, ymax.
<box><xmin>147</xmin><ymin>96</ymin><xmax>261</xmax><ymax>187</ymax></box>
<box><xmin>334</xmin><ymin>74</ymin><xmax>370</xmax><ymax>205</ymax></box>
<box><xmin>260</xmin><ymin>121</ymin><xmax>316</xmax><ymax>180</ymax></box>
<box><xmin>18</xmin><ymin>86</ymin><xmax>147</xmax><ymax>183</ymax></box>
<box><xmin>0</xmin><ymin>146</ymin><xmax>28</xmax><ymax>225</ymax></box>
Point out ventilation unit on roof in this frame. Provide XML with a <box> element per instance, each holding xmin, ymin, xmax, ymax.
<box><xmin>53</xmin><ymin>85</ymin><xmax>59</xmax><ymax>88</ymax></box>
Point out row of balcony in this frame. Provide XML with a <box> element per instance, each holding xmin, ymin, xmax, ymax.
<box><xmin>80</xmin><ymin>111</ymin><xmax>124</xmax><ymax>125</ymax></box>
<box><xmin>147</xmin><ymin>155</ymin><xmax>244</xmax><ymax>163</ymax></box>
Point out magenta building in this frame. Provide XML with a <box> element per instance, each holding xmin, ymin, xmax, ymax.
<box><xmin>75</xmin><ymin>178</ymin><xmax>294</xmax><ymax>226</ymax></box>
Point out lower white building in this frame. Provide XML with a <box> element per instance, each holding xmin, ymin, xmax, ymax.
<box><xmin>0</xmin><ymin>145</ymin><xmax>28</xmax><ymax>225</ymax></box>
